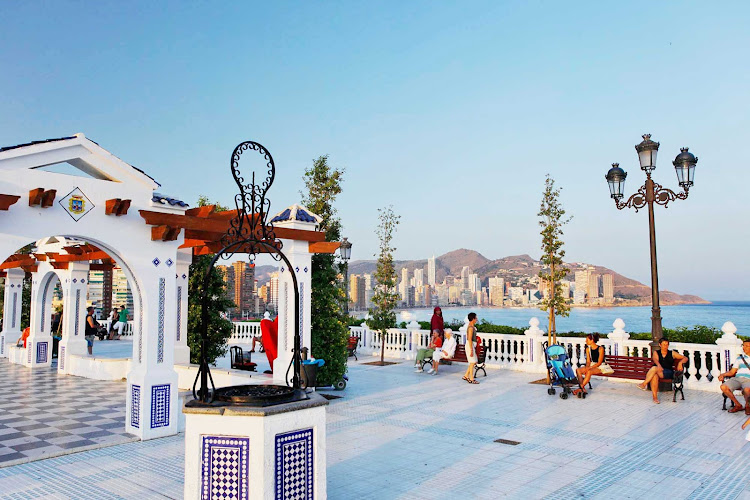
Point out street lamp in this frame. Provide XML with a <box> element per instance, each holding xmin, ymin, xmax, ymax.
<box><xmin>339</xmin><ymin>237</ymin><xmax>352</xmax><ymax>315</ymax></box>
<box><xmin>605</xmin><ymin>134</ymin><xmax>698</xmax><ymax>348</ymax></box>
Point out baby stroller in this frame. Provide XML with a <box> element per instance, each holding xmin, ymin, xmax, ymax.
<box><xmin>544</xmin><ymin>343</ymin><xmax>585</xmax><ymax>400</ymax></box>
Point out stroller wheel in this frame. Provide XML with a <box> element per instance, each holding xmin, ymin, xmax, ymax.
<box><xmin>560</xmin><ymin>392</ymin><xmax>568</xmax><ymax>400</ymax></box>
<box><xmin>335</xmin><ymin>379</ymin><xmax>347</xmax><ymax>391</ymax></box>
<box><xmin>547</xmin><ymin>388</ymin><xmax>555</xmax><ymax>396</ymax></box>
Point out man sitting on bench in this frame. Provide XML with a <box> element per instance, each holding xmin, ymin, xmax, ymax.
<box><xmin>429</xmin><ymin>329</ymin><xmax>457</xmax><ymax>375</ymax></box>
<box><xmin>414</xmin><ymin>331</ymin><xmax>442</xmax><ymax>373</ymax></box>
<box><xmin>718</xmin><ymin>339</ymin><xmax>750</xmax><ymax>414</ymax></box>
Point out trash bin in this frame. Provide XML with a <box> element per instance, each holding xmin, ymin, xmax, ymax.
<box><xmin>301</xmin><ymin>359</ymin><xmax>325</xmax><ymax>388</ymax></box>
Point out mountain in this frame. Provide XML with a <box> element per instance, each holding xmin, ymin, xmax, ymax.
<box><xmin>344</xmin><ymin>250</ymin><xmax>708</xmax><ymax>306</ymax></box>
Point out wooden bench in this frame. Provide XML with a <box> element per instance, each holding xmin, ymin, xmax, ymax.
<box><xmin>419</xmin><ymin>343</ymin><xmax>487</xmax><ymax>378</ymax></box>
<box><xmin>347</xmin><ymin>336</ymin><xmax>359</xmax><ymax>361</ymax></box>
<box><xmin>588</xmin><ymin>354</ymin><xmax>684</xmax><ymax>402</ymax></box>
<box><xmin>230</xmin><ymin>346</ymin><xmax>257</xmax><ymax>372</ymax></box>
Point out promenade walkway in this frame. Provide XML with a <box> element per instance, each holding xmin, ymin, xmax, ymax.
<box><xmin>0</xmin><ymin>354</ymin><xmax>748</xmax><ymax>499</ymax></box>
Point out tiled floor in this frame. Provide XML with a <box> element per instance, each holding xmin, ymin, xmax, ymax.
<box><xmin>1</xmin><ymin>354</ymin><xmax>749</xmax><ymax>499</ymax></box>
<box><xmin>0</xmin><ymin>356</ymin><xmax>137</xmax><ymax>467</ymax></box>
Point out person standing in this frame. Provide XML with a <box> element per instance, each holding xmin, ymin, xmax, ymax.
<box><xmin>113</xmin><ymin>305</ymin><xmax>128</xmax><ymax>339</ymax></box>
<box><xmin>430</xmin><ymin>307</ymin><xmax>444</xmax><ymax>338</ymax></box>
<box><xmin>106</xmin><ymin>307</ymin><xmax>118</xmax><ymax>339</ymax></box>
<box><xmin>462</xmin><ymin>313</ymin><xmax>479</xmax><ymax>384</ymax></box>
<box><xmin>85</xmin><ymin>306</ymin><xmax>99</xmax><ymax>355</ymax></box>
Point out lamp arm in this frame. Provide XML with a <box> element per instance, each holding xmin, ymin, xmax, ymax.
<box><xmin>614</xmin><ymin>183</ymin><xmax>648</xmax><ymax>212</ymax></box>
<box><xmin>652</xmin><ymin>182</ymin><xmax>688</xmax><ymax>208</ymax></box>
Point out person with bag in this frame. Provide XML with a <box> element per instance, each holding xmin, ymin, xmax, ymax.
<box><xmin>718</xmin><ymin>339</ymin><xmax>750</xmax><ymax>414</ymax></box>
<box><xmin>430</xmin><ymin>307</ymin><xmax>444</xmax><ymax>339</ymax></box>
<box><xmin>574</xmin><ymin>333</ymin><xmax>612</xmax><ymax>396</ymax></box>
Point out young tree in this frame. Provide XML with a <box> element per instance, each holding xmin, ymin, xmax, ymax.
<box><xmin>300</xmin><ymin>155</ymin><xmax>349</xmax><ymax>386</ymax></box>
<box><xmin>538</xmin><ymin>175</ymin><xmax>571</xmax><ymax>345</ymax></box>
<box><xmin>368</xmin><ymin>206</ymin><xmax>400</xmax><ymax>365</ymax></box>
<box><xmin>187</xmin><ymin>197</ymin><xmax>235</xmax><ymax>364</ymax></box>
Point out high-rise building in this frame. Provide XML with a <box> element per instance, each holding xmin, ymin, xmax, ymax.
<box><xmin>574</xmin><ymin>269</ymin><xmax>589</xmax><ymax>304</ymax></box>
<box><xmin>461</xmin><ymin>266</ymin><xmax>471</xmax><ymax>290</ymax></box>
<box><xmin>399</xmin><ymin>267</ymin><xmax>409</xmax><ymax>302</ymax></box>
<box><xmin>588</xmin><ymin>273</ymin><xmax>600</xmax><ymax>302</ymax></box>
<box><xmin>603</xmin><ymin>274</ymin><xmax>614</xmax><ymax>303</ymax></box>
<box><xmin>413</xmin><ymin>268</ymin><xmax>424</xmax><ymax>289</ymax></box>
<box><xmin>231</xmin><ymin>261</ymin><xmax>256</xmax><ymax>316</ymax></box>
<box><xmin>560</xmin><ymin>280</ymin><xmax>571</xmax><ymax>301</ymax></box>
<box><xmin>427</xmin><ymin>256</ymin><xmax>436</xmax><ymax>286</ymax></box>
<box><xmin>444</xmin><ymin>275</ymin><xmax>455</xmax><ymax>287</ymax></box>
<box><xmin>469</xmin><ymin>274</ymin><xmax>481</xmax><ymax>293</ymax></box>
<box><xmin>269</xmin><ymin>273</ymin><xmax>279</xmax><ymax>313</ymax></box>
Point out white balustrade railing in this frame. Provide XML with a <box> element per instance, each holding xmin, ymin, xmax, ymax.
<box><xmin>229</xmin><ymin>322</ymin><xmax>262</xmax><ymax>344</ymax></box>
<box><xmin>348</xmin><ymin>317</ymin><xmax>745</xmax><ymax>392</ymax></box>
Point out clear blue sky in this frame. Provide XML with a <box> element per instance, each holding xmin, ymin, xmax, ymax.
<box><xmin>1</xmin><ymin>1</ymin><xmax>748</xmax><ymax>300</ymax></box>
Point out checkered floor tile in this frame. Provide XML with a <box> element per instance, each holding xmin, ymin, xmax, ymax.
<box><xmin>0</xmin><ymin>358</ymin><xmax>136</xmax><ymax>467</ymax></box>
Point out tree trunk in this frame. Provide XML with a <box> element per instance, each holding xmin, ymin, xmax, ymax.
<box><xmin>380</xmin><ymin>330</ymin><xmax>385</xmax><ymax>365</ymax></box>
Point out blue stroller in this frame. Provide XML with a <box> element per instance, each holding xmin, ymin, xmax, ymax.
<box><xmin>544</xmin><ymin>343</ymin><xmax>585</xmax><ymax>400</ymax></box>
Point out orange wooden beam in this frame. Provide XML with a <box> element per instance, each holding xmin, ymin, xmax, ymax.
<box><xmin>185</xmin><ymin>205</ymin><xmax>215</xmax><ymax>218</ymax></box>
<box><xmin>90</xmin><ymin>263</ymin><xmax>116</xmax><ymax>271</ymax></box>
<box><xmin>309</xmin><ymin>241</ymin><xmax>341</xmax><ymax>254</ymax></box>
<box><xmin>0</xmin><ymin>194</ymin><xmax>21</xmax><ymax>211</ymax></box>
<box><xmin>29</xmin><ymin>188</ymin><xmax>44</xmax><ymax>206</ymax></box>
<box><xmin>33</xmin><ymin>253</ymin><xmax>48</xmax><ymax>261</ymax></box>
<box><xmin>51</xmin><ymin>262</ymin><xmax>69</xmax><ymax>270</ymax></box>
<box><xmin>0</xmin><ymin>258</ymin><xmax>36</xmax><ymax>270</ymax></box>
<box><xmin>41</xmin><ymin>189</ymin><xmax>56</xmax><ymax>207</ymax></box>
<box><xmin>151</xmin><ymin>225</ymin><xmax>182</xmax><ymax>241</ymax></box>
<box><xmin>54</xmin><ymin>250</ymin><xmax>109</xmax><ymax>263</ymax></box>
<box><xmin>117</xmin><ymin>199</ymin><xmax>131</xmax><ymax>215</ymax></box>
<box><xmin>21</xmin><ymin>264</ymin><xmax>38</xmax><ymax>273</ymax></box>
<box><xmin>105</xmin><ymin>198</ymin><xmax>132</xmax><ymax>216</ymax></box>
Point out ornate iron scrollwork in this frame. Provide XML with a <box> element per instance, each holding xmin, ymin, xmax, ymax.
<box><xmin>615</xmin><ymin>177</ymin><xmax>688</xmax><ymax>212</ymax></box>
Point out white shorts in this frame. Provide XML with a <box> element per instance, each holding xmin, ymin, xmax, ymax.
<box><xmin>432</xmin><ymin>349</ymin><xmax>444</xmax><ymax>362</ymax></box>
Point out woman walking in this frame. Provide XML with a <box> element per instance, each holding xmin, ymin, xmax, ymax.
<box><xmin>463</xmin><ymin>312</ymin><xmax>479</xmax><ymax>384</ymax></box>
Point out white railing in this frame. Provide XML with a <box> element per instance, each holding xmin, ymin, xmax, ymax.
<box><xmin>229</xmin><ymin>321</ymin><xmax>262</xmax><ymax>344</ymax></box>
<box><xmin>349</xmin><ymin>318</ymin><xmax>746</xmax><ymax>392</ymax></box>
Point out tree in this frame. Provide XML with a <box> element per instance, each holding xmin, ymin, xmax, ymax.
<box><xmin>538</xmin><ymin>175</ymin><xmax>571</xmax><ymax>346</ymax></box>
<box><xmin>187</xmin><ymin>197</ymin><xmax>235</xmax><ymax>364</ymax></box>
<box><xmin>300</xmin><ymin>155</ymin><xmax>349</xmax><ymax>386</ymax></box>
<box><xmin>368</xmin><ymin>206</ymin><xmax>400</xmax><ymax>365</ymax></box>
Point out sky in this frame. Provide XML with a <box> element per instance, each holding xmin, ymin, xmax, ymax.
<box><xmin>1</xmin><ymin>1</ymin><xmax>749</xmax><ymax>300</ymax></box>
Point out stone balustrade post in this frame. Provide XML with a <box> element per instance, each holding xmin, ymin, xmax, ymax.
<box><xmin>406</xmin><ymin>321</ymin><xmax>420</xmax><ymax>360</ymax></box>
<box><xmin>716</xmin><ymin>321</ymin><xmax>743</xmax><ymax>373</ymax></box>
<box><xmin>524</xmin><ymin>317</ymin><xmax>546</xmax><ymax>372</ymax></box>
<box><xmin>607</xmin><ymin>318</ymin><xmax>629</xmax><ymax>357</ymax></box>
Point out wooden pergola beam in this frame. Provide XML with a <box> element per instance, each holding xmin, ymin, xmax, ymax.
<box><xmin>29</xmin><ymin>188</ymin><xmax>44</xmax><ymax>206</ymax></box>
<box><xmin>51</xmin><ymin>262</ymin><xmax>69</xmax><ymax>270</ymax></box>
<box><xmin>151</xmin><ymin>225</ymin><xmax>182</xmax><ymax>242</ymax></box>
<box><xmin>105</xmin><ymin>198</ymin><xmax>132</xmax><ymax>216</ymax></box>
<box><xmin>0</xmin><ymin>194</ymin><xmax>21</xmax><ymax>211</ymax></box>
<box><xmin>54</xmin><ymin>250</ymin><xmax>109</xmax><ymax>263</ymax></box>
<box><xmin>308</xmin><ymin>241</ymin><xmax>341</xmax><ymax>254</ymax></box>
<box><xmin>41</xmin><ymin>189</ymin><xmax>56</xmax><ymax>207</ymax></box>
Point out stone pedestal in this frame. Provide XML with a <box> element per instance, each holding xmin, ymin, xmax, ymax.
<box><xmin>524</xmin><ymin>317</ymin><xmax>546</xmax><ymax>372</ymax></box>
<box><xmin>183</xmin><ymin>393</ymin><xmax>328</xmax><ymax>500</ymax></box>
<box><xmin>607</xmin><ymin>318</ymin><xmax>629</xmax><ymax>357</ymax></box>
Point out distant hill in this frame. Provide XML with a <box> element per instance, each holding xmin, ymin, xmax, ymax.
<box><xmin>345</xmin><ymin>249</ymin><xmax>708</xmax><ymax>306</ymax></box>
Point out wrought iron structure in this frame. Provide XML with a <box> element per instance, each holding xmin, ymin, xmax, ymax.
<box><xmin>339</xmin><ymin>237</ymin><xmax>352</xmax><ymax>315</ymax></box>
<box><xmin>605</xmin><ymin>134</ymin><xmax>698</xmax><ymax>346</ymax></box>
<box><xmin>192</xmin><ymin>141</ymin><xmax>304</xmax><ymax>405</ymax></box>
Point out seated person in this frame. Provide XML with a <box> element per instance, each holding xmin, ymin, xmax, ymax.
<box><xmin>250</xmin><ymin>335</ymin><xmax>263</xmax><ymax>353</ymax></box>
<box><xmin>637</xmin><ymin>337</ymin><xmax>686</xmax><ymax>404</ymax></box>
<box><xmin>414</xmin><ymin>330</ymin><xmax>442</xmax><ymax>373</ymax></box>
<box><xmin>718</xmin><ymin>339</ymin><xmax>750</xmax><ymax>414</ymax></box>
<box><xmin>574</xmin><ymin>333</ymin><xmax>612</xmax><ymax>395</ymax></box>
<box><xmin>429</xmin><ymin>329</ymin><xmax>457</xmax><ymax>375</ymax></box>
<box><xmin>16</xmin><ymin>327</ymin><xmax>30</xmax><ymax>348</ymax></box>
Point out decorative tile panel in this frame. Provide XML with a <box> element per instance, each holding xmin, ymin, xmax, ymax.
<box><xmin>165</xmin><ymin>258</ymin><xmax>174</xmax><ymax>267</ymax></box>
<box><xmin>28</xmin><ymin>344</ymin><xmax>32</xmax><ymax>363</ymax></box>
<box><xmin>275</xmin><ymin>428</ymin><xmax>314</xmax><ymax>500</ymax></box>
<box><xmin>12</xmin><ymin>292</ymin><xmax>17</xmax><ymax>328</ymax></box>
<box><xmin>152</xmin><ymin>258</ymin><xmax>161</xmax><ymax>267</ymax></box>
<box><xmin>282</xmin><ymin>283</ymin><xmax>289</xmax><ymax>352</ymax></box>
<box><xmin>59</xmin><ymin>346</ymin><xmax>65</xmax><ymax>370</ymax></box>
<box><xmin>131</xmin><ymin>385</ymin><xmax>141</xmax><ymax>428</ymax></box>
<box><xmin>176</xmin><ymin>286</ymin><xmax>182</xmax><ymax>342</ymax></box>
<box><xmin>150</xmin><ymin>384</ymin><xmax>170</xmax><ymax>429</ymax></box>
<box><xmin>58</xmin><ymin>187</ymin><xmax>95</xmax><ymax>221</ymax></box>
<box><xmin>74</xmin><ymin>289</ymin><xmax>81</xmax><ymax>336</ymax></box>
<box><xmin>157</xmin><ymin>278</ymin><xmax>165</xmax><ymax>363</ymax></box>
<box><xmin>36</xmin><ymin>342</ymin><xmax>48</xmax><ymax>364</ymax></box>
<box><xmin>201</xmin><ymin>436</ymin><xmax>249</xmax><ymax>500</ymax></box>
<box><xmin>299</xmin><ymin>282</ymin><xmax>304</xmax><ymax>344</ymax></box>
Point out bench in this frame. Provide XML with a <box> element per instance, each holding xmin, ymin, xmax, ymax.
<box><xmin>589</xmin><ymin>354</ymin><xmax>684</xmax><ymax>402</ymax></box>
<box><xmin>230</xmin><ymin>346</ymin><xmax>257</xmax><ymax>372</ymax></box>
<box><xmin>419</xmin><ymin>343</ymin><xmax>487</xmax><ymax>378</ymax></box>
<box><xmin>347</xmin><ymin>336</ymin><xmax>359</xmax><ymax>361</ymax></box>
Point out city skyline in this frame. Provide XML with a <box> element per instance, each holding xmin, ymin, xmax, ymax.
<box><xmin>2</xmin><ymin>2</ymin><xmax>749</xmax><ymax>300</ymax></box>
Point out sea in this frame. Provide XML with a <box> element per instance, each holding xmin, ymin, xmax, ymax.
<box><xmin>389</xmin><ymin>301</ymin><xmax>750</xmax><ymax>334</ymax></box>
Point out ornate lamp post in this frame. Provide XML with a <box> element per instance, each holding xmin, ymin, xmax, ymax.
<box><xmin>605</xmin><ymin>134</ymin><xmax>698</xmax><ymax>347</ymax></box>
<box><xmin>339</xmin><ymin>237</ymin><xmax>352</xmax><ymax>315</ymax></box>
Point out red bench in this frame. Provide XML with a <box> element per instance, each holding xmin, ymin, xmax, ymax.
<box><xmin>418</xmin><ymin>343</ymin><xmax>487</xmax><ymax>378</ymax></box>
<box><xmin>589</xmin><ymin>354</ymin><xmax>684</xmax><ymax>402</ymax></box>
<box><xmin>230</xmin><ymin>346</ymin><xmax>257</xmax><ymax>372</ymax></box>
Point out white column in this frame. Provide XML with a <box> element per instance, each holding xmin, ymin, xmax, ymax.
<box><xmin>716</xmin><ymin>321</ymin><xmax>743</xmax><ymax>373</ymax></box>
<box><xmin>125</xmin><ymin>259</ymin><xmax>179</xmax><ymax>440</ymax></box>
<box><xmin>1</xmin><ymin>268</ymin><xmax>24</xmax><ymax>358</ymax></box>
<box><xmin>274</xmin><ymin>239</ymin><xmax>312</xmax><ymax>385</ymax></box>
<box><xmin>174</xmin><ymin>249</ymin><xmax>191</xmax><ymax>365</ymax></box>
<box><xmin>607</xmin><ymin>318</ymin><xmax>629</xmax><ymax>357</ymax></box>
<box><xmin>524</xmin><ymin>317</ymin><xmax>546</xmax><ymax>372</ymax></box>
<box><xmin>406</xmin><ymin>321</ymin><xmax>420</xmax><ymax>360</ymax></box>
<box><xmin>25</xmin><ymin>267</ymin><xmax>57</xmax><ymax>369</ymax></box>
<box><xmin>57</xmin><ymin>262</ymin><xmax>89</xmax><ymax>374</ymax></box>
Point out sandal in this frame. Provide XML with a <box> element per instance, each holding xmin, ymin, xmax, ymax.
<box><xmin>462</xmin><ymin>376</ymin><xmax>469</xmax><ymax>382</ymax></box>
<box><xmin>466</xmin><ymin>379</ymin><xmax>479</xmax><ymax>384</ymax></box>
<box><xmin>728</xmin><ymin>405</ymin><xmax>745</xmax><ymax>414</ymax></box>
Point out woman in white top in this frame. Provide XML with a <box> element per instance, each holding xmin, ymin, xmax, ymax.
<box><xmin>462</xmin><ymin>313</ymin><xmax>479</xmax><ymax>384</ymax></box>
